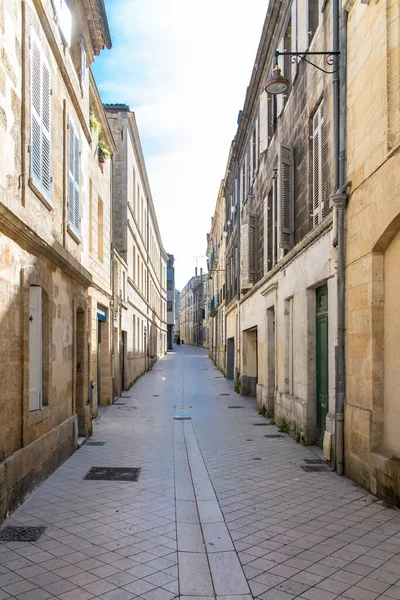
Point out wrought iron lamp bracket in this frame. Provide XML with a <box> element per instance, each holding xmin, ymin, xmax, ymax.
<box><xmin>274</xmin><ymin>50</ymin><xmax>340</xmax><ymax>74</ymax></box>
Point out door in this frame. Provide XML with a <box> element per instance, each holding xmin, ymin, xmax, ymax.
<box><xmin>97</xmin><ymin>319</ymin><xmax>101</xmax><ymax>407</ymax></box>
<box><xmin>121</xmin><ymin>331</ymin><xmax>126</xmax><ymax>391</ymax></box>
<box><xmin>316</xmin><ymin>285</ymin><xmax>328</xmax><ymax>447</ymax></box>
<box><xmin>227</xmin><ymin>338</ymin><xmax>234</xmax><ymax>380</ymax></box>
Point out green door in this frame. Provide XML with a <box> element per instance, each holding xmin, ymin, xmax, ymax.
<box><xmin>316</xmin><ymin>285</ymin><xmax>328</xmax><ymax>447</ymax></box>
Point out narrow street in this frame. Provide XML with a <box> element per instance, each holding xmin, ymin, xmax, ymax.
<box><xmin>1</xmin><ymin>347</ymin><xmax>400</xmax><ymax>600</ymax></box>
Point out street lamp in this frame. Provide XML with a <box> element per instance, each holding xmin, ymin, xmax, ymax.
<box><xmin>265</xmin><ymin>49</ymin><xmax>340</xmax><ymax>95</ymax></box>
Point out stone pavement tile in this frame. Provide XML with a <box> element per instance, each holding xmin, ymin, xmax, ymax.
<box><xmin>203</xmin><ymin>522</ymin><xmax>235</xmax><ymax>552</ymax></box>
<box><xmin>123</xmin><ymin>579</ymin><xmax>157</xmax><ymax>595</ymax></box>
<box><xmin>96</xmin><ymin>589</ymin><xmax>136</xmax><ymax>600</ymax></box>
<box><xmin>208</xmin><ymin>551</ymin><xmax>250</xmax><ymax>595</ymax></box>
<box><xmin>268</xmin><ymin>563</ymin><xmax>301</xmax><ymax>578</ymax></box>
<box><xmin>176</xmin><ymin>522</ymin><xmax>204</xmax><ymax>552</ymax></box>
<box><xmin>178</xmin><ymin>551</ymin><xmax>214</xmax><ymax>596</ymax></box>
<box><xmin>342</xmin><ymin>585</ymin><xmax>380</xmax><ymax>599</ymax></box>
<box><xmin>274</xmin><ymin>578</ymin><xmax>311</xmax><ymax>595</ymax></box>
<box><xmin>216</xmin><ymin>596</ymin><xmax>253</xmax><ymax>600</ymax></box>
<box><xmin>354</xmin><ymin>576</ymin><xmax>392</xmax><ymax>594</ymax></box>
<box><xmin>197</xmin><ymin>498</ymin><xmax>224</xmax><ymax>523</ymax></box>
<box><xmin>243</xmin><ymin>564</ymin><xmax>264</xmax><ymax>579</ymax></box>
<box><xmin>2</xmin><ymin>579</ymin><xmax>38</xmax><ymax>596</ymax></box>
<box><xmin>0</xmin><ymin>571</ymin><xmax>24</xmax><ymax>586</ymax></box>
<box><xmin>382</xmin><ymin>586</ymin><xmax>400</xmax><ymax>599</ymax></box>
<box><xmin>315</xmin><ymin>576</ymin><xmax>352</xmax><ymax>594</ymax></box>
<box><xmin>83</xmin><ymin>578</ymin><xmax>118</xmax><ymax>596</ymax></box>
<box><xmin>58</xmin><ymin>590</ymin><xmax>94</xmax><ymax>600</ymax></box>
<box><xmin>43</xmin><ymin>578</ymin><xmax>78</xmax><ymax>595</ymax></box>
<box><xmin>258</xmin><ymin>590</ymin><xmax>296</xmax><ymax>599</ymax></box>
<box><xmin>252</xmin><ymin>572</ymin><xmax>286</xmax><ymax>589</ymax></box>
<box><xmin>299</xmin><ymin>588</ymin><xmax>338</xmax><ymax>599</ymax></box>
<box><xmin>140</xmin><ymin>588</ymin><xmax>175</xmax><ymax>600</ymax></box>
<box><xmin>26</xmin><ymin>571</ymin><xmax>61</xmax><ymax>586</ymax></box>
<box><xmin>342</xmin><ymin>561</ymin><xmax>375</xmax><ymax>576</ymax></box>
<box><xmin>68</xmin><ymin>571</ymin><xmax>99</xmax><ymax>586</ymax></box>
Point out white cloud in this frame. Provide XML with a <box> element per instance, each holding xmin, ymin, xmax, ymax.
<box><xmin>96</xmin><ymin>0</ymin><xmax>269</xmax><ymax>288</ymax></box>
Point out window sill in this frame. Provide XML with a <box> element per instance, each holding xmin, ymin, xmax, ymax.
<box><xmin>67</xmin><ymin>224</ymin><xmax>82</xmax><ymax>244</ymax></box>
<box><xmin>27</xmin><ymin>405</ymin><xmax>50</xmax><ymax>426</ymax></box>
<box><xmin>28</xmin><ymin>178</ymin><xmax>53</xmax><ymax>211</ymax></box>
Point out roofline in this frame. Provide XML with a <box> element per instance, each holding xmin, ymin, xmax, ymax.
<box><xmin>97</xmin><ymin>0</ymin><xmax>112</xmax><ymax>49</ymax></box>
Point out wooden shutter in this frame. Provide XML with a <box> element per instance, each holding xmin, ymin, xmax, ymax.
<box><xmin>68</xmin><ymin>118</ymin><xmax>80</xmax><ymax>234</ymax></box>
<box><xmin>291</xmin><ymin>0</ymin><xmax>298</xmax><ymax>81</ymax></box>
<box><xmin>249</xmin><ymin>214</ymin><xmax>257</xmax><ymax>283</ymax></box>
<box><xmin>312</xmin><ymin>102</ymin><xmax>325</xmax><ymax>227</ymax></box>
<box><xmin>259</xmin><ymin>91</ymin><xmax>269</xmax><ymax>154</ymax></box>
<box><xmin>31</xmin><ymin>33</ymin><xmax>52</xmax><ymax>197</ymax></box>
<box><xmin>29</xmin><ymin>286</ymin><xmax>42</xmax><ymax>411</ymax></box>
<box><xmin>278</xmin><ymin>144</ymin><xmax>294</xmax><ymax>251</ymax></box>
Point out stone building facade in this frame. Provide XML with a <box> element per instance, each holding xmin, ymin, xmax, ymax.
<box><xmin>206</xmin><ymin>0</ymin><xmax>340</xmax><ymax>454</ymax></box>
<box><xmin>105</xmin><ymin>105</ymin><xmax>167</xmax><ymax>392</ymax></box>
<box><xmin>0</xmin><ymin>0</ymin><xmax>111</xmax><ymax>520</ymax></box>
<box><xmin>180</xmin><ymin>271</ymin><xmax>208</xmax><ymax>347</ymax></box>
<box><xmin>344</xmin><ymin>0</ymin><xmax>400</xmax><ymax>503</ymax></box>
<box><xmin>206</xmin><ymin>181</ymin><xmax>227</xmax><ymax>373</ymax></box>
<box><xmin>167</xmin><ymin>254</ymin><xmax>175</xmax><ymax>350</ymax></box>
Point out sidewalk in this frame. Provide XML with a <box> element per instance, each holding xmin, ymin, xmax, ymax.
<box><xmin>0</xmin><ymin>346</ymin><xmax>399</xmax><ymax>600</ymax></box>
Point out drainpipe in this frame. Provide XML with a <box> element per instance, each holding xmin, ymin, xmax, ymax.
<box><xmin>331</xmin><ymin>0</ymin><xmax>350</xmax><ymax>476</ymax></box>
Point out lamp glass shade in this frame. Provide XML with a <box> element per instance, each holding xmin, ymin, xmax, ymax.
<box><xmin>265</xmin><ymin>65</ymin><xmax>289</xmax><ymax>95</ymax></box>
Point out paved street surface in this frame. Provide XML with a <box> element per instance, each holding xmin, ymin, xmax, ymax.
<box><xmin>1</xmin><ymin>347</ymin><xmax>400</xmax><ymax>600</ymax></box>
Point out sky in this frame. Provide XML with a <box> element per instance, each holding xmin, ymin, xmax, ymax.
<box><xmin>93</xmin><ymin>0</ymin><xmax>268</xmax><ymax>290</ymax></box>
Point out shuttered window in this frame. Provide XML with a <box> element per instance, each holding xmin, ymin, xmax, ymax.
<box><xmin>312</xmin><ymin>102</ymin><xmax>325</xmax><ymax>227</ymax></box>
<box><xmin>278</xmin><ymin>145</ymin><xmax>294</xmax><ymax>251</ymax></box>
<box><xmin>257</xmin><ymin>202</ymin><xmax>264</xmax><ymax>280</ymax></box>
<box><xmin>248</xmin><ymin>214</ymin><xmax>257</xmax><ymax>283</ymax></box>
<box><xmin>30</xmin><ymin>33</ymin><xmax>52</xmax><ymax>199</ymax></box>
<box><xmin>67</xmin><ymin>118</ymin><xmax>81</xmax><ymax>235</ymax></box>
<box><xmin>259</xmin><ymin>91</ymin><xmax>270</xmax><ymax>154</ymax></box>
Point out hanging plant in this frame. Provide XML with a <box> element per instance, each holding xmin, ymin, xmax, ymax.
<box><xmin>98</xmin><ymin>139</ymin><xmax>111</xmax><ymax>161</ymax></box>
<box><xmin>89</xmin><ymin>111</ymin><xmax>102</xmax><ymax>136</ymax></box>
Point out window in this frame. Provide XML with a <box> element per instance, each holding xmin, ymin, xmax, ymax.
<box><xmin>267</xmin><ymin>190</ymin><xmax>274</xmax><ymax>271</ymax></box>
<box><xmin>98</xmin><ymin>197</ymin><xmax>104</xmax><ymax>261</ymax></box>
<box><xmin>122</xmin><ymin>271</ymin><xmax>126</xmax><ymax>301</ymax></box>
<box><xmin>67</xmin><ymin>118</ymin><xmax>80</xmax><ymax>235</ymax></box>
<box><xmin>54</xmin><ymin>0</ymin><xmax>71</xmax><ymax>46</ymax></box>
<box><xmin>30</xmin><ymin>32</ymin><xmax>52</xmax><ymax>199</ymax></box>
<box><xmin>257</xmin><ymin>202</ymin><xmax>264</xmax><ymax>280</ymax></box>
<box><xmin>249</xmin><ymin>214</ymin><xmax>257</xmax><ymax>283</ymax></box>
<box><xmin>278</xmin><ymin>144</ymin><xmax>294</xmax><ymax>252</ymax></box>
<box><xmin>79</xmin><ymin>38</ymin><xmax>86</xmax><ymax>93</ymax></box>
<box><xmin>132</xmin><ymin>245</ymin><xmax>136</xmax><ymax>281</ymax></box>
<box><xmin>312</xmin><ymin>101</ymin><xmax>325</xmax><ymax>227</ymax></box>
<box><xmin>132</xmin><ymin>168</ymin><xmax>136</xmax><ymax>211</ymax></box>
<box><xmin>167</xmin><ymin>301</ymin><xmax>173</xmax><ymax>312</ymax></box>
<box><xmin>167</xmin><ymin>279</ymin><xmax>173</xmax><ymax>291</ymax></box>
<box><xmin>133</xmin><ymin>315</ymin><xmax>136</xmax><ymax>351</ymax></box>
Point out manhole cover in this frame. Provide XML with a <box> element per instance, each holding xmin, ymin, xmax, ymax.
<box><xmin>304</xmin><ymin>459</ymin><xmax>325</xmax><ymax>464</ymax></box>
<box><xmin>0</xmin><ymin>526</ymin><xmax>46</xmax><ymax>542</ymax></box>
<box><xmin>220</xmin><ymin>393</ymin><xmax>230</xmax><ymax>396</ymax></box>
<box><xmin>253</xmin><ymin>423</ymin><xmax>268</xmax><ymax>426</ymax></box>
<box><xmin>86</xmin><ymin>442</ymin><xmax>106</xmax><ymax>446</ymax></box>
<box><xmin>252</xmin><ymin>457</ymin><xmax>262</xmax><ymax>460</ymax></box>
<box><xmin>84</xmin><ymin>467</ymin><xmax>141</xmax><ymax>481</ymax></box>
<box><xmin>174</xmin><ymin>414</ymin><xmax>192</xmax><ymax>420</ymax></box>
<box><xmin>300</xmin><ymin>465</ymin><xmax>328</xmax><ymax>472</ymax></box>
<box><xmin>264</xmin><ymin>434</ymin><xmax>285</xmax><ymax>438</ymax></box>
<box><xmin>228</xmin><ymin>406</ymin><xmax>243</xmax><ymax>409</ymax></box>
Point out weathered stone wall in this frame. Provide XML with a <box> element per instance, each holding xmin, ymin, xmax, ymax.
<box><xmin>345</xmin><ymin>0</ymin><xmax>400</xmax><ymax>503</ymax></box>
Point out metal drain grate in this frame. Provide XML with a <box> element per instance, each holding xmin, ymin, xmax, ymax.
<box><xmin>300</xmin><ymin>465</ymin><xmax>328</xmax><ymax>472</ymax></box>
<box><xmin>0</xmin><ymin>526</ymin><xmax>46</xmax><ymax>542</ymax></box>
<box><xmin>86</xmin><ymin>442</ymin><xmax>106</xmax><ymax>446</ymax></box>
<box><xmin>228</xmin><ymin>406</ymin><xmax>243</xmax><ymax>409</ymax></box>
<box><xmin>264</xmin><ymin>434</ymin><xmax>285</xmax><ymax>438</ymax></box>
<box><xmin>84</xmin><ymin>467</ymin><xmax>141</xmax><ymax>481</ymax></box>
<box><xmin>253</xmin><ymin>423</ymin><xmax>268</xmax><ymax>426</ymax></box>
<box><xmin>220</xmin><ymin>393</ymin><xmax>230</xmax><ymax>396</ymax></box>
<box><xmin>304</xmin><ymin>459</ymin><xmax>325</xmax><ymax>464</ymax></box>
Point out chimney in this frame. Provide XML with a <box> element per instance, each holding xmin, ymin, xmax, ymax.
<box><xmin>195</xmin><ymin>267</ymin><xmax>198</xmax><ymax>277</ymax></box>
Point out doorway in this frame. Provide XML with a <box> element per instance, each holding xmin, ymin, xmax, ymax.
<box><xmin>267</xmin><ymin>307</ymin><xmax>275</xmax><ymax>416</ymax></box>
<box><xmin>97</xmin><ymin>319</ymin><xmax>102</xmax><ymax>408</ymax></box>
<box><xmin>316</xmin><ymin>285</ymin><xmax>328</xmax><ymax>447</ymax></box>
<box><xmin>227</xmin><ymin>337</ymin><xmax>234</xmax><ymax>380</ymax></box>
<box><xmin>76</xmin><ymin>309</ymin><xmax>86</xmax><ymax>436</ymax></box>
<box><xmin>121</xmin><ymin>331</ymin><xmax>127</xmax><ymax>391</ymax></box>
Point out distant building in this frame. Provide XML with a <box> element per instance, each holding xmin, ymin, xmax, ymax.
<box><xmin>175</xmin><ymin>290</ymin><xmax>181</xmax><ymax>340</ymax></box>
<box><xmin>180</xmin><ymin>270</ymin><xmax>208</xmax><ymax>347</ymax></box>
<box><xmin>167</xmin><ymin>255</ymin><xmax>175</xmax><ymax>350</ymax></box>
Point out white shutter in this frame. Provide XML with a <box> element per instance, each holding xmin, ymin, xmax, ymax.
<box><xmin>298</xmin><ymin>0</ymin><xmax>309</xmax><ymax>52</ymax></box>
<box><xmin>68</xmin><ymin>118</ymin><xmax>80</xmax><ymax>234</ymax></box>
<box><xmin>54</xmin><ymin>0</ymin><xmax>72</xmax><ymax>46</ymax></box>
<box><xmin>278</xmin><ymin>144</ymin><xmax>294</xmax><ymax>251</ymax></box>
<box><xmin>259</xmin><ymin>91</ymin><xmax>269</xmax><ymax>154</ymax></box>
<box><xmin>29</xmin><ymin>286</ymin><xmax>42</xmax><ymax>411</ymax></box>
<box><xmin>291</xmin><ymin>0</ymin><xmax>298</xmax><ymax>81</ymax></box>
<box><xmin>80</xmin><ymin>38</ymin><xmax>87</xmax><ymax>93</ymax></box>
<box><xmin>30</xmin><ymin>33</ymin><xmax>52</xmax><ymax>197</ymax></box>
<box><xmin>312</xmin><ymin>102</ymin><xmax>325</xmax><ymax>227</ymax></box>
<box><xmin>276</xmin><ymin>38</ymin><xmax>285</xmax><ymax>117</ymax></box>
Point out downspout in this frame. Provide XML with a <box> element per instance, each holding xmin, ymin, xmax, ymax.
<box><xmin>110</xmin><ymin>154</ymin><xmax>115</xmax><ymax>401</ymax></box>
<box><xmin>331</xmin><ymin>0</ymin><xmax>350</xmax><ymax>476</ymax></box>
